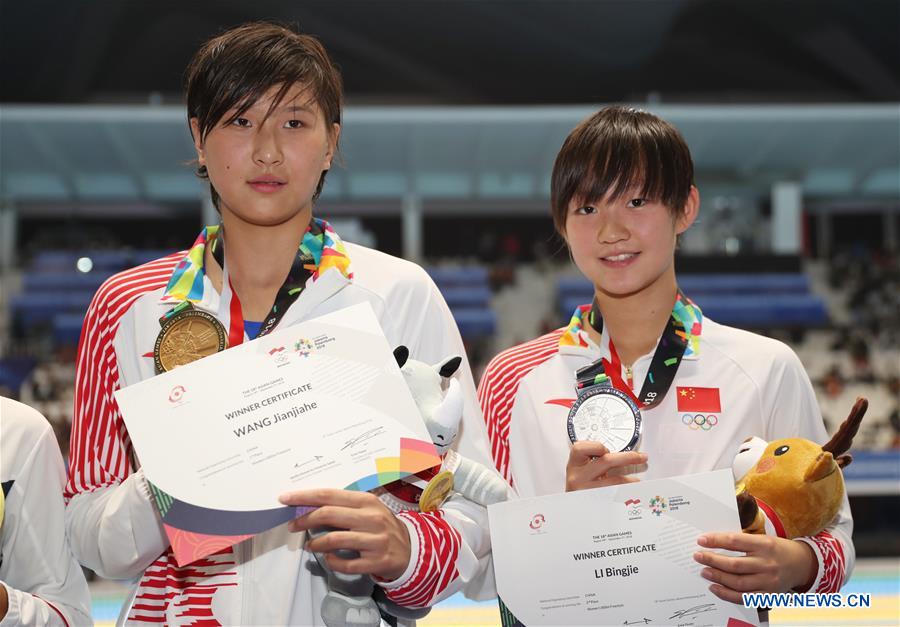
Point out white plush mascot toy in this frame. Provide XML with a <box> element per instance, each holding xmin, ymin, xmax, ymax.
<box><xmin>309</xmin><ymin>346</ymin><xmax>508</xmax><ymax>627</ymax></box>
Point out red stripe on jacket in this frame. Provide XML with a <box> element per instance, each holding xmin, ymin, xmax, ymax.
<box><xmin>477</xmin><ymin>330</ymin><xmax>562</xmax><ymax>483</ymax></box>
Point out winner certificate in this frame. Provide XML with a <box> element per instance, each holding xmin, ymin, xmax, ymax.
<box><xmin>115</xmin><ymin>302</ymin><xmax>440</xmax><ymax>565</ymax></box>
<box><xmin>489</xmin><ymin>469</ymin><xmax>760</xmax><ymax>626</ymax></box>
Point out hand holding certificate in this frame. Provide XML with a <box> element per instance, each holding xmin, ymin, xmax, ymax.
<box><xmin>694</xmin><ymin>530</ymin><xmax>819</xmax><ymax>606</ymax></box>
<box><xmin>115</xmin><ymin>303</ymin><xmax>440</xmax><ymax>566</ymax></box>
<box><xmin>279</xmin><ymin>488</ymin><xmax>413</xmax><ymax>580</ymax></box>
<box><xmin>489</xmin><ymin>469</ymin><xmax>760</xmax><ymax>626</ymax></box>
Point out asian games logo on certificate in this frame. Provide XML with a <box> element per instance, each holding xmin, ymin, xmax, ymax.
<box><xmin>294</xmin><ymin>338</ymin><xmax>315</xmax><ymax>357</ymax></box>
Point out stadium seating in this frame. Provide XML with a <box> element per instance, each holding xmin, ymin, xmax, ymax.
<box><xmin>14</xmin><ymin>257</ymin><xmax>499</xmax><ymax>343</ymax></box>
<box><xmin>451</xmin><ymin>308</ymin><xmax>497</xmax><ymax>339</ymax></box>
<box><xmin>427</xmin><ymin>266</ymin><xmax>495</xmax><ymax>339</ymax></box>
<box><xmin>22</xmin><ymin>272</ymin><xmax>109</xmax><ymax>292</ymax></box>
<box><xmin>427</xmin><ymin>266</ymin><xmax>489</xmax><ymax>288</ymax></box>
<box><xmin>13</xmin><ymin>249</ymin><xmax>177</xmax><ymax>340</ymax></box>
<box><xmin>557</xmin><ymin>272</ymin><xmax>829</xmax><ymax>328</ymax></box>
<box><xmin>52</xmin><ymin>313</ymin><xmax>87</xmax><ymax>346</ymax></box>
<box><xmin>10</xmin><ymin>292</ymin><xmax>94</xmax><ymax>330</ymax></box>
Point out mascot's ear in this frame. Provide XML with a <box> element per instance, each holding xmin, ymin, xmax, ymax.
<box><xmin>438</xmin><ymin>356</ymin><xmax>463</xmax><ymax>378</ymax></box>
<box><xmin>733</xmin><ymin>436</ymin><xmax>767</xmax><ymax>483</ymax></box>
<box><xmin>836</xmin><ymin>454</ymin><xmax>853</xmax><ymax>469</ymax></box>
<box><xmin>393</xmin><ymin>346</ymin><xmax>409</xmax><ymax>369</ymax></box>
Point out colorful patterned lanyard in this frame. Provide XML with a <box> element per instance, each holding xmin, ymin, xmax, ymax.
<box><xmin>209</xmin><ymin>219</ymin><xmax>323</xmax><ymax>345</ymax></box>
<box><xmin>576</xmin><ymin>291</ymin><xmax>700</xmax><ymax>409</ymax></box>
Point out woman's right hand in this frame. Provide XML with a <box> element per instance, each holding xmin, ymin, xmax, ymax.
<box><xmin>565</xmin><ymin>441</ymin><xmax>647</xmax><ymax>492</ymax></box>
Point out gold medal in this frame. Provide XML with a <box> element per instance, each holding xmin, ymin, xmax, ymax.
<box><xmin>154</xmin><ymin>308</ymin><xmax>227</xmax><ymax>373</ymax></box>
<box><xmin>419</xmin><ymin>471</ymin><xmax>454</xmax><ymax>512</ymax></box>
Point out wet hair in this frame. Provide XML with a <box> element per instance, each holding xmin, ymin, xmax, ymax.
<box><xmin>550</xmin><ymin>106</ymin><xmax>694</xmax><ymax>235</ymax></box>
<box><xmin>185</xmin><ymin>21</ymin><xmax>343</xmax><ymax>206</ymax></box>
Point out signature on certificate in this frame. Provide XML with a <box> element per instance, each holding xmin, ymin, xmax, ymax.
<box><xmin>341</xmin><ymin>426</ymin><xmax>386</xmax><ymax>450</ymax></box>
<box><xmin>668</xmin><ymin>603</ymin><xmax>716</xmax><ymax>620</ymax></box>
<box><xmin>294</xmin><ymin>455</ymin><xmax>325</xmax><ymax>469</ymax></box>
<box><xmin>623</xmin><ymin>618</ymin><xmax>652</xmax><ymax>625</ymax></box>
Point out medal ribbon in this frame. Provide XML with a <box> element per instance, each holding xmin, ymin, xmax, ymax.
<box><xmin>158</xmin><ymin>218</ymin><xmax>351</xmax><ymax>349</ymax></box>
<box><xmin>575</xmin><ymin>291</ymin><xmax>698</xmax><ymax>409</ymax></box>
<box><xmin>158</xmin><ymin>300</ymin><xmax>193</xmax><ymax>324</ymax></box>
<box><xmin>211</xmin><ymin>219</ymin><xmax>323</xmax><ymax>346</ymax></box>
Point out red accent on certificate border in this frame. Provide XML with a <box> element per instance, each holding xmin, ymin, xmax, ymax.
<box><xmin>676</xmin><ymin>386</ymin><xmax>721</xmax><ymax>412</ymax></box>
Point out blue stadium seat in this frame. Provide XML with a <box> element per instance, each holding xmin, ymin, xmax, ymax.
<box><xmin>556</xmin><ymin>272</ymin><xmax>825</xmax><ymax>328</ymax></box>
<box><xmin>692</xmin><ymin>294</ymin><xmax>828</xmax><ymax>326</ymax></box>
<box><xmin>131</xmin><ymin>249</ymin><xmax>181</xmax><ymax>266</ymax></box>
<box><xmin>677</xmin><ymin>273</ymin><xmax>810</xmax><ymax>295</ymax></box>
<box><xmin>556</xmin><ymin>276</ymin><xmax>593</xmax><ymax>299</ymax></box>
<box><xmin>451</xmin><ymin>308</ymin><xmax>496</xmax><ymax>339</ymax></box>
<box><xmin>10</xmin><ymin>292</ymin><xmax>94</xmax><ymax>329</ymax></box>
<box><xmin>427</xmin><ymin>266</ymin><xmax>489</xmax><ymax>288</ymax></box>
<box><xmin>842</xmin><ymin>450</ymin><xmax>900</xmax><ymax>485</ymax></box>
<box><xmin>558</xmin><ymin>293</ymin><xmax>828</xmax><ymax>328</ymax></box>
<box><xmin>0</xmin><ymin>357</ymin><xmax>37</xmax><ymax>391</ymax></box>
<box><xmin>557</xmin><ymin>273</ymin><xmax>811</xmax><ymax>300</ymax></box>
<box><xmin>30</xmin><ymin>250</ymin><xmax>133</xmax><ymax>273</ymax></box>
<box><xmin>30</xmin><ymin>251</ymin><xmax>81</xmax><ymax>272</ymax></box>
<box><xmin>23</xmin><ymin>272</ymin><xmax>110</xmax><ymax>293</ymax></box>
<box><xmin>441</xmin><ymin>286</ymin><xmax>492</xmax><ymax>309</ymax></box>
<box><xmin>53</xmin><ymin>313</ymin><xmax>86</xmax><ymax>345</ymax></box>
<box><xmin>80</xmin><ymin>250</ymin><xmax>132</xmax><ymax>271</ymax></box>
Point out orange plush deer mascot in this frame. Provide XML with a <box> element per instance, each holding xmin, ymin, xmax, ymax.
<box><xmin>733</xmin><ymin>398</ymin><xmax>867</xmax><ymax>539</ymax></box>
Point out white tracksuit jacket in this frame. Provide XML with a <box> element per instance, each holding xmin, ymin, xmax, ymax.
<box><xmin>478</xmin><ymin>305</ymin><xmax>854</xmax><ymax>596</ymax></box>
<box><xmin>0</xmin><ymin>397</ymin><xmax>92</xmax><ymax>626</ymax></box>
<box><xmin>64</xmin><ymin>225</ymin><xmax>497</xmax><ymax>625</ymax></box>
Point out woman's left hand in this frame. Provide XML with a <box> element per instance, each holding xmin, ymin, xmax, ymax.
<box><xmin>693</xmin><ymin>532</ymin><xmax>817</xmax><ymax>604</ymax></box>
<box><xmin>280</xmin><ymin>488</ymin><xmax>411</xmax><ymax>581</ymax></box>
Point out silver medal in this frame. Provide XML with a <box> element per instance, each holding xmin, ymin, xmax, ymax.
<box><xmin>567</xmin><ymin>386</ymin><xmax>642</xmax><ymax>452</ymax></box>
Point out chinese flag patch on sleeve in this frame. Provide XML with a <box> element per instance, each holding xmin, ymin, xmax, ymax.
<box><xmin>676</xmin><ymin>386</ymin><xmax>721</xmax><ymax>412</ymax></box>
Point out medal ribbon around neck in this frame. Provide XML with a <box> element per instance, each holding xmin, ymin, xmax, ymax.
<box><xmin>153</xmin><ymin>220</ymin><xmax>331</xmax><ymax>372</ymax></box>
<box><xmin>575</xmin><ymin>291</ymin><xmax>700</xmax><ymax>409</ymax></box>
<box><xmin>211</xmin><ymin>218</ymin><xmax>325</xmax><ymax>346</ymax></box>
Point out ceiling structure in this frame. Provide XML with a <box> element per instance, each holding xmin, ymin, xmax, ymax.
<box><xmin>2</xmin><ymin>0</ymin><xmax>898</xmax><ymax>106</ymax></box>
<box><xmin>1</xmin><ymin>0</ymin><xmax>897</xmax><ymax>212</ymax></box>
<box><xmin>2</xmin><ymin>104</ymin><xmax>898</xmax><ymax>210</ymax></box>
